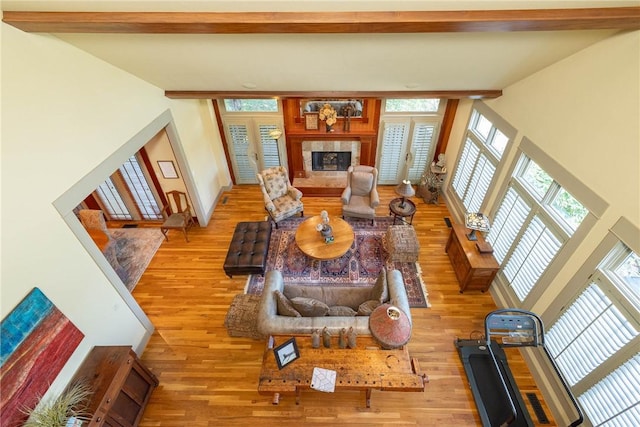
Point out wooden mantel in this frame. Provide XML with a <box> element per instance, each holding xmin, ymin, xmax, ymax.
<box><xmin>282</xmin><ymin>98</ymin><xmax>381</xmax><ymax>196</ymax></box>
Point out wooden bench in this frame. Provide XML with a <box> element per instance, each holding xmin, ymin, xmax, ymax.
<box><xmin>258</xmin><ymin>335</ymin><xmax>427</xmax><ymax>408</ymax></box>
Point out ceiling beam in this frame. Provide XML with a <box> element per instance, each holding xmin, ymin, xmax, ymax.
<box><xmin>3</xmin><ymin>8</ymin><xmax>640</xmax><ymax>34</ymax></box>
<box><xmin>164</xmin><ymin>90</ymin><xmax>503</xmax><ymax>100</ymax></box>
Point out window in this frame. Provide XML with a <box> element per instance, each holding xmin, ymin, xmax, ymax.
<box><xmin>223</xmin><ymin>99</ymin><xmax>279</xmax><ymax>112</ymax></box>
<box><xmin>452</xmin><ymin>103</ymin><xmax>515</xmax><ymax>213</ymax></box>
<box><xmin>545</xmin><ymin>241</ymin><xmax>640</xmax><ymax>426</ymax></box>
<box><xmin>487</xmin><ymin>154</ymin><xmax>588</xmax><ymax>302</ymax></box>
<box><xmin>96</xmin><ymin>177</ymin><xmax>132</xmax><ymax>220</ymax></box>
<box><xmin>384</xmin><ymin>98</ymin><xmax>440</xmax><ymax>113</ymax></box>
<box><xmin>120</xmin><ymin>155</ymin><xmax>162</xmax><ymax>220</ymax></box>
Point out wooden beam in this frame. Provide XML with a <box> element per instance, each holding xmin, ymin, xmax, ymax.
<box><xmin>164</xmin><ymin>90</ymin><xmax>503</xmax><ymax>100</ymax></box>
<box><xmin>3</xmin><ymin>8</ymin><xmax>640</xmax><ymax>34</ymax></box>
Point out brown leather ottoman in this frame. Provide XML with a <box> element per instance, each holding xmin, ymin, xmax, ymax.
<box><xmin>224</xmin><ymin>221</ymin><xmax>272</xmax><ymax>278</ymax></box>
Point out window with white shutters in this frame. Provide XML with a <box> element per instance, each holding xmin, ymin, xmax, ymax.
<box><xmin>545</xmin><ymin>242</ymin><xmax>640</xmax><ymax>426</ymax></box>
<box><xmin>407</xmin><ymin>121</ymin><xmax>437</xmax><ymax>182</ymax></box>
<box><xmin>377</xmin><ymin>121</ymin><xmax>409</xmax><ymax>184</ymax></box>
<box><xmin>487</xmin><ymin>154</ymin><xmax>588</xmax><ymax>303</ymax></box>
<box><xmin>257</xmin><ymin>123</ymin><xmax>281</xmax><ymax>169</ymax></box>
<box><xmin>228</xmin><ymin>123</ymin><xmax>255</xmax><ymax>184</ymax></box>
<box><xmin>452</xmin><ymin>103</ymin><xmax>514</xmax><ymax>212</ymax></box>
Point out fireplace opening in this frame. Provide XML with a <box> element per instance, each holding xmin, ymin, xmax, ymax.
<box><xmin>312</xmin><ymin>151</ymin><xmax>352</xmax><ymax>171</ymax></box>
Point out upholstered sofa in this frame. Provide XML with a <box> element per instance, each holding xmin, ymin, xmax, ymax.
<box><xmin>256</xmin><ymin>268</ymin><xmax>412</xmax><ymax>337</ymax></box>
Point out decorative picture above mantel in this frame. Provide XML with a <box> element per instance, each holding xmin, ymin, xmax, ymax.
<box><xmin>302</xmin><ymin>99</ymin><xmax>364</xmax><ymax>118</ymax></box>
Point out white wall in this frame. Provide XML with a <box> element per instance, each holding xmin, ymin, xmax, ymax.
<box><xmin>0</xmin><ymin>22</ymin><xmax>225</xmax><ymax>398</ymax></box>
<box><xmin>484</xmin><ymin>29</ymin><xmax>640</xmax><ymax>312</ymax></box>
<box><xmin>443</xmin><ymin>29</ymin><xmax>639</xmax><ymax>424</ymax></box>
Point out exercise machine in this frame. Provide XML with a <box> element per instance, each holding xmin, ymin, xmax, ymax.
<box><xmin>455</xmin><ymin>308</ymin><xmax>583</xmax><ymax>426</ymax></box>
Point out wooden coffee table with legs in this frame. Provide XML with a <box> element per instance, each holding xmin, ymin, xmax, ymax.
<box><xmin>258</xmin><ymin>335</ymin><xmax>427</xmax><ymax>408</ymax></box>
<box><xmin>294</xmin><ymin>215</ymin><xmax>354</xmax><ymax>260</ymax></box>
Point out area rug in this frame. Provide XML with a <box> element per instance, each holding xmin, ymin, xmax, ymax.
<box><xmin>244</xmin><ymin>216</ymin><xmax>430</xmax><ymax>307</ymax></box>
<box><xmin>107</xmin><ymin>228</ymin><xmax>164</xmax><ymax>292</ymax></box>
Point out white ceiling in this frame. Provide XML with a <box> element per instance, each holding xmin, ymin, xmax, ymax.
<box><xmin>3</xmin><ymin>1</ymin><xmax>638</xmax><ymax>93</ymax></box>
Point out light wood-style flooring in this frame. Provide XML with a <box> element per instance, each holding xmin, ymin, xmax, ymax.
<box><xmin>131</xmin><ymin>185</ymin><xmax>556</xmax><ymax>426</ymax></box>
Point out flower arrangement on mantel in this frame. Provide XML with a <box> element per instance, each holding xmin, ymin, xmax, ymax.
<box><xmin>318</xmin><ymin>103</ymin><xmax>337</xmax><ymax>131</ymax></box>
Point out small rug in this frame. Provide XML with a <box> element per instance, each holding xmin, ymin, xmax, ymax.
<box><xmin>108</xmin><ymin>228</ymin><xmax>164</xmax><ymax>291</ymax></box>
<box><xmin>244</xmin><ymin>216</ymin><xmax>430</xmax><ymax>307</ymax></box>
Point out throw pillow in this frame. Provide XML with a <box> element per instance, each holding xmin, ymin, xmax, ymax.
<box><xmin>275</xmin><ymin>290</ymin><xmax>301</xmax><ymax>317</ymax></box>
<box><xmin>290</xmin><ymin>297</ymin><xmax>330</xmax><ymax>317</ymax></box>
<box><xmin>328</xmin><ymin>306</ymin><xmax>357</xmax><ymax>317</ymax></box>
<box><xmin>357</xmin><ymin>300</ymin><xmax>381</xmax><ymax>316</ymax></box>
<box><xmin>371</xmin><ymin>268</ymin><xmax>389</xmax><ymax>303</ymax></box>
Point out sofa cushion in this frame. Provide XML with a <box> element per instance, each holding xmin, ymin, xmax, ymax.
<box><xmin>357</xmin><ymin>300</ymin><xmax>381</xmax><ymax>316</ymax></box>
<box><xmin>371</xmin><ymin>269</ymin><xmax>389</xmax><ymax>303</ymax></box>
<box><xmin>290</xmin><ymin>297</ymin><xmax>330</xmax><ymax>317</ymax></box>
<box><xmin>275</xmin><ymin>290</ymin><xmax>301</xmax><ymax>317</ymax></box>
<box><xmin>328</xmin><ymin>306</ymin><xmax>357</xmax><ymax>317</ymax></box>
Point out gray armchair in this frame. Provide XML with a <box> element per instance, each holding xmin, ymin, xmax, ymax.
<box><xmin>257</xmin><ymin>166</ymin><xmax>304</xmax><ymax>228</ymax></box>
<box><xmin>341</xmin><ymin>165</ymin><xmax>379</xmax><ymax>224</ymax></box>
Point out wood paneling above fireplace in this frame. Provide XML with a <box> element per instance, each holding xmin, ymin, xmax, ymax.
<box><xmin>283</xmin><ymin>98</ymin><xmax>381</xmax><ymax>196</ymax></box>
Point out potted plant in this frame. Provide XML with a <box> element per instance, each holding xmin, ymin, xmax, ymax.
<box><xmin>22</xmin><ymin>380</ymin><xmax>93</xmax><ymax>427</ymax></box>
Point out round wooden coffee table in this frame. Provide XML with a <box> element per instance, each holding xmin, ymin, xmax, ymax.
<box><xmin>295</xmin><ymin>216</ymin><xmax>354</xmax><ymax>260</ymax></box>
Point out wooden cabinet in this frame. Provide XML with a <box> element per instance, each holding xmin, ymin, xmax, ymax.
<box><xmin>445</xmin><ymin>223</ymin><xmax>499</xmax><ymax>293</ymax></box>
<box><xmin>71</xmin><ymin>346</ymin><xmax>158</xmax><ymax>427</ymax></box>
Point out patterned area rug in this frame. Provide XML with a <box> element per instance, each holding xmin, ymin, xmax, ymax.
<box><xmin>108</xmin><ymin>228</ymin><xmax>164</xmax><ymax>292</ymax></box>
<box><xmin>245</xmin><ymin>216</ymin><xmax>430</xmax><ymax>307</ymax></box>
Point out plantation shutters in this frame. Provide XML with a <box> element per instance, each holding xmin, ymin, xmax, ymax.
<box><xmin>227</xmin><ymin>123</ymin><xmax>256</xmax><ymax>184</ymax></box>
<box><xmin>451</xmin><ymin>103</ymin><xmax>514</xmax><ymax>213</ymax></box>
<box><xmin>257</xmin><ymin>123</ymin><xmax>282</xmax><ymax>169</ymax></box>
<box><xmin>406</xmin><ymin>121</ymin><xmax>438</xmax><ymax>182</ymax></box>
<box><xmin>378</xmin><ymin>119</ymin><xmax>439</xmax><ymax>184</ymax></box>
<box><xmin>378</xmin><ymin>121</ymin><xmax>409</xmax><ymax>184</ymax></box>
<box><xmin>225</xmin><ymin>119</ymin><xmax>285</xmax><ymax>184</ymax></box>
<box><xmin>546</xmin><ymin>282</ymin><xmax>638</xmax><ymax>386</ymax></box>
<box><xmin>487</xmin><ymin>186</ymin><xmax>531</xmax><ymax>263</ymax></box>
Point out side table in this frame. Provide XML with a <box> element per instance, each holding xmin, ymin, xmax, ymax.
<box><xmin>389</xmin><ymin>198</ymin><xmax>416</xmax><ymax>225</ymax></box>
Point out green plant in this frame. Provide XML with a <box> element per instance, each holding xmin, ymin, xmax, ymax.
<box><xmin>22</xmin><ymin>380</ymin><xmax>93</xmax><ymax>427</ymax></box>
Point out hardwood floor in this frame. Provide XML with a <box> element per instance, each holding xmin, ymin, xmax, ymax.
<box><xmin>132</xmin><ymin>185</ymin><xmax>556</xmax><ymax>426</ymax></box>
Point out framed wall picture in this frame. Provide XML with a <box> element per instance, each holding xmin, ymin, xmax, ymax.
<box><xmin>273</xmin><ymin>337</ymin><xmax>300</xmax><ymax>369</ymax></box>
<box><xmin>304</xmin><ymin>113</ymin><xmax>319</xmax><ymax>130</ymax></box>
<box><xmin>158</xmin><ymin>160</ymin><xmax>179</xmax><ymax>179</ymax></box>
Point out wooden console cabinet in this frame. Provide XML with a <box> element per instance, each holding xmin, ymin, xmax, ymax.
<box><xmin>445</xmin><ymin>223</ymin><xmax>499</xmax><ymax>293</ymax></box>
<box><xmin>71</xmin><ymin>346</ymin><xmax>158</xmax><ymax>427</ymax></box>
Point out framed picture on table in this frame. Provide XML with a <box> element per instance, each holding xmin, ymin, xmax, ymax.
<box><xmin>273</xmin><ymin>337</ymin><xmax>300</xmax><ymax>369</ymax></box>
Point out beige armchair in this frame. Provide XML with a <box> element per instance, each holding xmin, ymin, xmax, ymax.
<box><xmin>257</xmin><ymin>166</ymin><xmax>304</xmax><ymax>228</ymax></box>
<box><xmin>341</xmin><ymin>165</ymin><xmax>379</xmax><ymax>224</ymax></box>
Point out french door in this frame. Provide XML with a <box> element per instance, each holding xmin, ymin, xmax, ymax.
<box><xmin>377</xmin><ymin>118</ymin><xmax>440</xmax><ymax>185</ymax></box>
<box><xmin>224</xmin><ymin>118</ymin><xmax>287</xmax><ymax>184</ymax></box>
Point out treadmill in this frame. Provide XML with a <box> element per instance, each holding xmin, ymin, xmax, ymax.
<box><xmin>455</xmin><ymin>309</ymin><xmax>583</xmax><ymax>427</ymax></box>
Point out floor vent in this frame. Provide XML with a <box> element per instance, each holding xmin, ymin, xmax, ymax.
<box><xmin>122</xmin><ymin>224</ymin><xmax>138</xmax><ymax>228</ymax></box>
<box><xmin>222</xmin><ymin>196</ymin><xmax>228</xmax><ymax>205</ymax></box>
<box><xmin>444</xmin><ymin>217</ymin><xmax>452</xmax><ymax>228</ymax></box>
<box><xmin>526</xmin><ymin>393</ymin><xmax>550</xmax><ymax>424</ymax></box>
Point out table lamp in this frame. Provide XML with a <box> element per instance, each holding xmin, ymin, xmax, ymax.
<box><xmin>465</xmin><ymin>212</ymin><xmax>490</xmax><ymax>241</ymax></box>
<box><xmin>369</xmin><ymin>304</ymin><xmax>412</xmax><ymax>349</ymax></box>
<box><xmin>395</xmin><ymin>180</ymin><xmax>415</xmax><ymax>208</ymax></box>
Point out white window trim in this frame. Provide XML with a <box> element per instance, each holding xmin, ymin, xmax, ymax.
<box><xmin>524</xmin><ymin>217</ymin><xmax>640</xmax><ymax>427</ymax></box>
<box><xmin>449</xmin><ymin>100</ymin><xmax>517</xmax><ymax>217</ymax></box>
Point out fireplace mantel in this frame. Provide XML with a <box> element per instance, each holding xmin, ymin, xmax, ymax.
<box><xmin>282</xmin><ymin>98</ymin><xmax>381</xmax><ymax>196</ymax></box>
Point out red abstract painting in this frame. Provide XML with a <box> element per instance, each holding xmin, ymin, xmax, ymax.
<box><xmin>1</xmin><ymin>288</ymin><xmax>84</xmax><ymax>427</ymax></box>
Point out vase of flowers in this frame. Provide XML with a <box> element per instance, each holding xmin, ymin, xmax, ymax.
<box><xmin>318</xmin><ymin>103</ymin><xmax>337</xmax><ymax>132</ymax></box>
